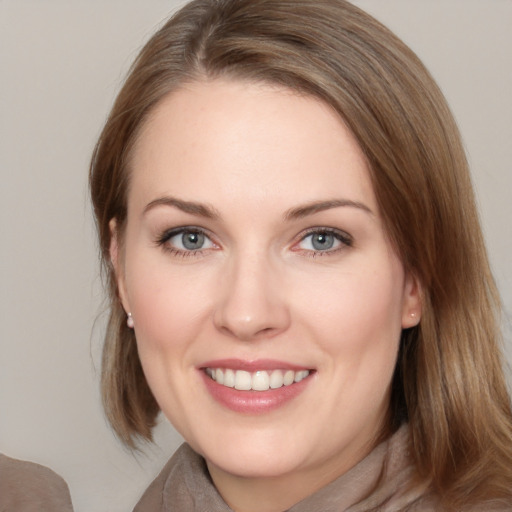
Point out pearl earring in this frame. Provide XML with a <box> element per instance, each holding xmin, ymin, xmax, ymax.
<box><xmin>127</xmin><ymin>312</ymin><xmax>134</xmax><ymax>329</ymax></box>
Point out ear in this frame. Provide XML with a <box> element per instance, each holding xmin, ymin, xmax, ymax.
<box><xmin>401</xmin><ymin>271</ymin><xmax>422</xmax><ymax>329</ymax></box>
<box><xmin>109</xmin><ymin>218</ymin><xmax>130</xmax><ymax>314</ymax></box>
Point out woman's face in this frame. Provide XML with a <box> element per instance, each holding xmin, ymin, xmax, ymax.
<box><xmin>113</xmin><ymin>79</ymin><xmax>420</xmax><ymax>496</ymax></box>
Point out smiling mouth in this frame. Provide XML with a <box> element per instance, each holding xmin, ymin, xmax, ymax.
<box><xmin>205</xmin><ymin>368</ymin><xmax>311</xmax><ymax>391</ymax></box>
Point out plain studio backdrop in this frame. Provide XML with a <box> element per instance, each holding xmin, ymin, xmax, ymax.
<box><xmin>1</xmin><ymin>1</ymin><xmax>511</xmax><ymax>511</ymax></box>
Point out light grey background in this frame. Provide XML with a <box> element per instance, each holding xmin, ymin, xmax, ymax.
<box><xmin>1</xmin><ymin>1</ymin><xmax>510</xmax><ymax>511</ymax></box>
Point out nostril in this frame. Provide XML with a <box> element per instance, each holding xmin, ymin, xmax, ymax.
<box><xmin>212</xmin><ymin>268</ymin><xmax>291</xmax><ymax>340</ymax></box>
<box><xmin>215</xmin><ymin>317</ymin><xmax>288</xmax><ymax>342</ymax></box>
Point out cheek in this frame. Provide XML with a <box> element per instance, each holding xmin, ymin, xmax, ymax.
<box><xmin>123</xmin><ymin>249</ymin><xmax>216</xmax><ymax>359</ymax></box>
<box><xmin>123</xmin><ymin>257</ymin><xmax>217</xmax><ymax>421</ymax></box>
<box><xmin>298</xmin><ymin>259</ymin><xmax>405</xmax><ymax>384</ymax></box>
<box><xmin>311</xmin><ymin>267</ymin><xmax>405</xmax><ymax>425</ymax></box>
<box><xmin>305</xmin><ymin>264</ymin><xmax>404</xmax><ymax>337</ymax></box>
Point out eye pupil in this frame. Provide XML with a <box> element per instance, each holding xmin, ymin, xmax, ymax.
<box><xmin>182</xmin><ymin>232</ymin><xmax>204</xmax><ymax>250</ymax></box>
<box><xmin>312</xmin><ymin>233</ymin><xmax>334</xmax><ymax>250</ymax></box>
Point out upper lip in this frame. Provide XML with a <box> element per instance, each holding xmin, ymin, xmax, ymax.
<box><xmin>200</xmin><ymin>358</ymin><xmax>312</xmax><ymax>372</ymax></box>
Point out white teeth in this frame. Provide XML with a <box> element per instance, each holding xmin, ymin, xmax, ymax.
<box><xmin>269</xmin><ymin>369</ymin><xmax>284</xmax><ymax>389</ymax></box>
<box><xmin>207</xmin><ymin>367</ymin><xmax>310</xmax><ymax>391</ymax></box>
<box><xmin>252</xmin><ymin>371</ymin><xmax>270</xmax><ymax>391</ymax></box>
<box><xmin>235</xmin><ymin>370</ymin><xmax>252</xmax><ymax>390</ymax></box>
<box><xmin>294</xmin><ymin>370</ymin><xmax>309</xmax><ymax>383</ymax></box>
<box><xmin>215</xmin><ymin>368</ymin><xmax>224</xmax><ymax>385</ymax></box>
<box><xmin>224</xmin><ymin>368</ymin><xmax>235</xmax><ymax>388</ymax></box>
<box><xmin>283</xmin><ymin>370</ymin><xmax>295</xmax><ymax>386</ymax></box>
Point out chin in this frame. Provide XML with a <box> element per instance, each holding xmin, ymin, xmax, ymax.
<box><xmin>208</xmin><ymin>450</ymin><xmax>304</xmax><ymax>479</ymax></box>
<box><xmin>191</xmin><ymin>430</ymin><xmax>309</xmax><ymax>478</ymax></box>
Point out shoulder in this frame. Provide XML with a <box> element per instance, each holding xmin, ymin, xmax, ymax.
<box><xmin>375</xmin><ymin>428</ymin><xmax>512</xmax><ymax>512</ymax></box>
<box><xmin>133</xmin><ymin>443</ymin><xmax>202</xmax><ymax>511</ymax></box>
<box><xmin>0</xmin><ymin>453</ymin><xmax>73</xmax><ymax>512</ymax></box>
<box><xmin>133</xmin><ymin>443</ymin><xmax>231</xmax><ymax>512</ymax></box>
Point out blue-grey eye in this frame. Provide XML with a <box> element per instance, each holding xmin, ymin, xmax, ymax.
<box><xmin>167</xmin><ymin>230</ymin><xmax>214</xmax><ymax>251</ymax></box>
<box><xmin>182</xmin><ymin>231</ymin><xmax>205</xmax><ymax>250</ymax></box>
<box><xmin>297</xmin><ymin>230</ymin><xmax>350</xmax><ymax>252</ymax></box>
<box><xmin>310</xmin><ymin>232</ymin><xmax>335</xmax><ymax>250</ymax></box>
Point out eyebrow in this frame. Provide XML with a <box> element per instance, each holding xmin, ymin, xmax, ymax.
<box><xmin>143</xmin><ymin>196</ymin><xmax>220</xmax><ymax>219</ymax></box>
<box><xmin>284</xmin><ymin>199</ymin><xmax>373</xmax><ymax>220</ymax></box>
<box><xmin>143</xmin><ymin>196</ymin><xmax>372</xmax><ymax>221</ymax></box>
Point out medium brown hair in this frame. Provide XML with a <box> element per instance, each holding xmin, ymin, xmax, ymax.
<box><xmin>90</xmin><ymin>0</ymin><xmax>512</xmax><ymax>507</ymax></box>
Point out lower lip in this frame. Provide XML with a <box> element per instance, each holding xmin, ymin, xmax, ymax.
<box><xmin>200</xmin><ymin>371</ymin><xmax>312</xmax><ymax>414</ymax></box>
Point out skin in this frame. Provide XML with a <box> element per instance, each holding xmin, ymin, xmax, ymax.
<box><xmin>111</xmin><ymin>79</ymin><xmax>421</xmax><ymax>512</ymax></box>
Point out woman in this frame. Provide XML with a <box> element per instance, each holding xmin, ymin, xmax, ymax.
<box><xmin>89</xmin><ymin>0</ymin><xmax>512</xmax><ymax>510</ymax></box>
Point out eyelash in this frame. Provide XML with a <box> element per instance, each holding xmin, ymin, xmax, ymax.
<box><xmin>155</xmin><ymin>226</ymin><xmax>217</xmax><ymax>258</ymax></box>
<box><xmin>293</xmin><ymin>227</ymin><xmax>353</xmax><ymax>257</ymax></box>
<box><xmin>155</xmin><ymin>226</ymin><xmax>353</xmax><ymax>258</ymax></box>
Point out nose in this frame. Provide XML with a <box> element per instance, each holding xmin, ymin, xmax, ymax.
<box><xmin>213</xmin><ymin>251</ymin><xmax>291</xmax><ymax>341</ymax></box>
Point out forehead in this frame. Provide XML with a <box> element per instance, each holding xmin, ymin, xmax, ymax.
<box><xmin>128</xmin><ymin>79</ymin><xmax>376</xmax><ymax>214</ymax></box>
